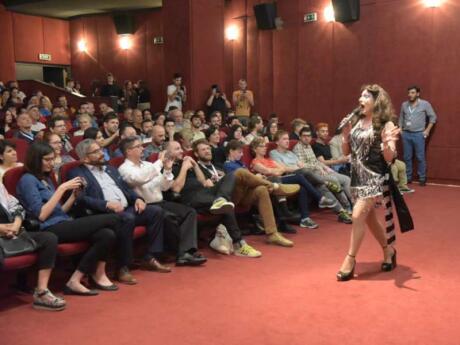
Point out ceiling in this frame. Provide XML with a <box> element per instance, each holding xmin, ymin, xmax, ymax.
<box><xmin>3</xmin><ymin>0</ymin><xmax>163</xmax><ymax>19</ymax></box>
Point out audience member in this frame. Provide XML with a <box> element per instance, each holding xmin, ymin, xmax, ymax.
<box><xmin>312</xmin><ymin>122</ymin><xmax>350</xmax><ymax>173</ymax></box>
<box><xmin>83</xmin><ymin>127</ymin><xmax>111</xmax><ymax>161</ymax></box>
<box><xmin>232</xmin><ymin>79</ymin><xmax>254</xmax><ymax>125</ymax></box>
<box><xmin>136</xmin><ymin>80</ymin><xmax>151</xmax><ymax>110</ymax></box>
<box><xmin>44</xmin><ymin>132</ymin><xmax>75</xmax><ymax>182</ymax></box>
<box><xmin>118</xmin><ymin>137</ymin><xmax>207</xmax><ymax>266</ymax></box>
<box><xmin>245</xmin><ymin>116</ymin><xmax>265</xmax><ymax>144</ymax></box>
<box><xmin>13</xmin><ymin>112</ymin><xmax>36</xmax><ymax>143</ymax></box>
<box><xmin>143</xmin><ymin>125</ymin><xmax>166</xmax><ymax>158</ymax></box>
<box><xmin>100</xmin><ymin>73</ymin><xmax>122</xmax><ymax>99</ymax></box>
<box><xmin>73</xmin><ymin>113</ymin><xmax>93</xmax><ymax>137</ymax></box>
<box><xmin>122</xmin><ymin>80</ymin><xmax>138</xmax><ymax>110</ymax></box>
<box><xmin>206</xmin><ymin>84</ymin><xmax>231</xmax><ymax>117</ymax></box>
<box><xmin>264</xmin><ymin>119</ymin><xmax>278</xmax><ymax>142</ymax></box>
<box><xmin>190</xmin><ymin>114</ymin><xmax>205</xmax><ymax>143</ymax></box>
<box><xmin>290</xmin><ymin>118</ymin><xmax>307</xmax><ymax>140</ymax></box>
<box><xmin>165</xmin><ymin>73</ymin><xmax>186</xmax><ymax>111</ymax></box>
<box><xmin>17</xmin><ymin>142</ymin><xmax>120</xmax><ymax>296</ymax></box>
<box><xmin>204</xmin><ymin>126</ymin><xmax>226</xmax><ymax>169</ymax></box>
<box><xmin>0</xmin><ymin>140</ymin><xmax>23</xmax><ymax>181</ymax></box>
<box><xmin>48</xmin><ymin>116</ymin><xmax>73</xmax><ymax>154</ymax></box>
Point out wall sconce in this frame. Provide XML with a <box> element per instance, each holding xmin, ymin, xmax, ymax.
<box><xmin>119</xmin><ymin>34</ymin><xmax>133</xmax><ymax>50</ymax></box>
<box><xmin>324</xmin><ymin>4</ymin><xmax>335</xmax><ymax>22</ymax></box>
<box><xmin>226</xmin><ymin>26</ymin><xmax>238</xmax><ymax>41</ymax></box>
<box><xmin>424</xmin><ymin>0</ymin><xmax>442</xmax><ymax>7</ymax></box>
<box><xmin>77</xmin><ymin>39</ymin><xmax>87</xmax><ymax>53</ymax></box>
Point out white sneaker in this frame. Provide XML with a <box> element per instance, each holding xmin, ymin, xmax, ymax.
<box><xmin>209</xmin><ymin>224</ymin><xmax>234</xmax><ymax>255</ymax></box>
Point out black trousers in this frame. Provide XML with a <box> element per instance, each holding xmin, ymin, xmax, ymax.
<box><xmin>181</xmin><ymin>173</ymin><xmax>236</xmax><ymax>211</ymax></box>
<box><xmin>180</xmin><ymin>173</ymin><xmax>242</xmax><ymax>243</ymax></box>
<box><xmin>46</xmin><ymin>214</ymin><xmax>118</xmax><ymax>274</ymax></box>
<box><xmin>115</xmin><ymin>205</ymin><xmax>165</xmax><ymax>267</ymax></box>
<box><xmin>150</xmin><ymin>201</ymin><xmax>197</xmax><ymax>255</ymax></box>
<box><xmin>29</xmin><ymin>231</ymin><xmax>58</xmax><ymax>270</ymax></box>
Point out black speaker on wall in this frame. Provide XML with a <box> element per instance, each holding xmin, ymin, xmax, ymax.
<box><xmin>332</xmin><ymin>0</ymin><xmax>360</xmax><ymax>23</ymax></box>
<box><xmin>254</xmin><ymin>2</ymin><xmax>277</xmax><ymax>30</ymax></box>
<box><xmin>113</xmin><ymin>14</ymin><xmax>136</xmax><ymax>35</ymax></box>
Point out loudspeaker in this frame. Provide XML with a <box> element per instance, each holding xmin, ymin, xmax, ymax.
<box><xmin>253</xmin><ymin>3</ymin><xmax>277</xmax><ymax>30</ymax></box>
<box><xmin>113</xmin><ymin>14</ymin><xmax>136</xmax><ymax>35</ymax></box>
<box><xmin>332</xmin><ymin>0</ymin><xmax>360</xmax><ymax>23</ymax></box>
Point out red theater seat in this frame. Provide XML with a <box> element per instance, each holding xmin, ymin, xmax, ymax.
<box><xmin>59</xmin><ymin>161</ymin><xmax>82</xmax><ymax>182</ymax></box>
<box><xmin>289</xmin><ymin>140</ymin><xmax>298</xmax><ymax>150</ymax></box>
<box><xmin>109</xmin><ymin>156</ymin><xmax>124</xmax><ymax>168</ymax></box>
<box><xmin>71</xmin><ymin>135</ymin><xmax>84</xmax><ymax>149</ymax></box>
<box><xmin>147</xmin><ymin>152</ymin><xmax>159</xmax><ymax>163</ymax></box>
<box><xmin>3</xmin><ymin>166</ymin><xmax>27</xmax><ymax>196</ymax></box>
<box><xmin>8</xmin><ymin>138</ymin><xmax>29</xmax><ymax>163</ymax></box>
<box><xmin>57</xmin><ymin>242</ymin><xmax>90</xmax><ymax>256</ymax></box>
<box><xmin>265</xmin><ymin>142</ymin><xmax>277</xmax><ymax>156</ymax></box>
<box><xmin>241</xmin><ymin>145</ymin><xmax>253</xmax><ymax>168</ymax></box>
<box><xmin>3</xmin><ymin>254</ymin><xmax>38</xmax><ymax>271</ymax></box>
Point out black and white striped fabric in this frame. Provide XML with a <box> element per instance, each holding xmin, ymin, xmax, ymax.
<box><xmin>383</xmin><ymin>173</ymin><xmax>396</xmax><ymax>245</ymax></box>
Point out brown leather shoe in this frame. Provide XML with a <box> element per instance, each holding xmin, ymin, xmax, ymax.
<box><xmin>141</xmin><ymin>258</ymin><xmax>172</xmax><ymax>273</ymax></box>
<box><xmin>118</xmin><ymin>267</ymin><xmax>138</xmax><ymax>285</ymax></box>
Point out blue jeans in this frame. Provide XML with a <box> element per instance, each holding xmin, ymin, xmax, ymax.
<box><xmin>281</xmin><ymin>173</ymin><xmax>322</xmax><ymax>219</ymax></box>
<box><xmin>402</xmin><ymin>131</ymin><xmax>426</xmax><ymax>181</ymax></box>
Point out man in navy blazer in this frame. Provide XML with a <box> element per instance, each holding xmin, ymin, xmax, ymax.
<box><xmin>69</xmin><ymin>139</ymin><xmax>172</xmax><ymax>285</ymax></box>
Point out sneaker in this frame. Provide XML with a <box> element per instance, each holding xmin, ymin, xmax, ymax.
<box><xmin>325</xmin><ymin>181</ymin><xmax>342</xmax><ymax>193</ymax></box>
<box><xmin>266</xmin><ymin>233</ymin><xmax>294</xmax><ymax>247</ymax></box>
<box><xmin>338</xmin><ymin>210</ymin><xmax>352</xmax><ymax>224</ymax></box>
<box><xmin>271</xmin><ymin>183</ymin><xmax>300</xmax><ymax>197</ymax></box>
<box><xmin>399</xmin><ymin>186</ymin><xmax>415</xmax><ymax>194</ymax></box>
<box><xmin>210</xmin><ymin>224</ymin><xmax>234</xmax><ymax>255</ymax></box>
<box><xmin>33</xmin><ymin>289</ymin><xmax>66</xmax><ymax>311</ymax></box>
<box><xmin>300</xmin><ymin>217</ymin><xmax>319</xmax><ymax>229</ymax></box>
<box><xmin>209</xmin><ymin>197</ymin><xmax>235</xmax><ymax>215</ymax></box>
<box><xmin>234</xmin><ymin>241</ymin><xmax>262</xmax><ymax>258</ymax></box>
<box><xmin>318</xmin><ymin>196</ymin><xmax>338</xmax><ymax>209</ymax></box>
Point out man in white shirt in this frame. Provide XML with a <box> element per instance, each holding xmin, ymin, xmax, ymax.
<box><xmin>165</xmin><ymin>73</ymin><xmax>186</xmax><ymax>111</ymax></box>
<box><xmin>118</xmin><ymin>136</ymin><xmax>206</xmax><ymax>266</ymax></box>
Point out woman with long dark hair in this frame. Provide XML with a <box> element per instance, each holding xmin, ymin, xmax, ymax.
<box><xmin>17</xmin><ymin>142</ymin><xmax>121</xmax><ymax>295</ymax></box>
<box><xmin>337</xmin><ymin>84</ymin><xmax>401</xmax><ymax>281</ymax></box>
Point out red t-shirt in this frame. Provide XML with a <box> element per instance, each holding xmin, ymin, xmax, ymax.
<box><xmin>251</xmin><ymin>157</ymin><xmax>278</xmax><ymax>176</ymax></box>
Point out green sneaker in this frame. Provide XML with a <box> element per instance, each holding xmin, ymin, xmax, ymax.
<box><xmin>235</xmin><ymin>242</ymin><xmax>262</xmax><ymax>258</ymax></box>
<box><xmin>338</xmin><ymin>210</ymin><xmax>352</xmax><ymax>224</ymax></box>
<box><xmin>209</xmin><ymin>197</ymin><xmax>235</xmax><ymax>215</ymax></box>
<box><xmin>325</xmin><ymin>181</ymin><xmax>342</xmax><ymax>193</ymax></box>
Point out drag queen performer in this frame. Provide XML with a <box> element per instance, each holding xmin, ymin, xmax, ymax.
<box><xmin>337</xmin><ymin>84</ymin><xmax>401</xmax><ymax>281</ymax></box>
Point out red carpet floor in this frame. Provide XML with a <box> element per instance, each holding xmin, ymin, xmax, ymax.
<box><xmin>1</xmin><ymin>184</ymin><xmax>459</xmax><ymax>345</ymax></box>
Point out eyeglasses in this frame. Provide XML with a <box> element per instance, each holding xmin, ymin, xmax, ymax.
<box><xmin>87</xmin><ymin>148</ymin><xmax>103</xmax><ymax>155</ymax></box>
<box><xmin>49</xmin><ymin>141</ymin><xmax>62</xmax><ymax>145</ymax></box>
<box><xmin>128</xmin><ymin>144</ymin><xmax>143</xmax><ymax>150</ymax></box>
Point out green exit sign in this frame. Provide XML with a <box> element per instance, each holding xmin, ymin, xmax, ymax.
<box><xmin>304</xmin><ymin>12</ymin><xmax>318</xmax><ymax>22</ymax></box>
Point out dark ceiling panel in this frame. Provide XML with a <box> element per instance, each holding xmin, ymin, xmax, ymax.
<box><xmin>4</xmin><ymin>0</ymin><xmax>163</xmax><ymax>19</ymax></box>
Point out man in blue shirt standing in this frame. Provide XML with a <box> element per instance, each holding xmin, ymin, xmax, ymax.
<box><xmin>399</xmin><ymin>85</ymin><xmax>437</xmax><ymax>186</ymax></box>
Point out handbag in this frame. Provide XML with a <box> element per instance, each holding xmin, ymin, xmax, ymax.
<box><xmin>0</xmin><ymin>228</ymin><xmax>38</xmax><ymax>258</ymax></box>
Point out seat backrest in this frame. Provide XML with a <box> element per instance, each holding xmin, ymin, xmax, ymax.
<box><xmin>265</xmin><ymin>142</ymin><xmax>277</xmax><ymax>157</ymax></box>
<box><xmin>289</xmin><ymin>140</ymin><xmax>298</xmax><ymax>150</ymax></box>
<box><xmin>70</xmin><ymin>135</ymin><xmax>84</xmax><ymax>149</ymax></box>
<box><xmin>3</xmin><ymin>166</ymin><xmax>26</xmax><ymax>196</ymax></box>
<box><xmin>60</xmin><ymin>161</ymin><xmax>82</xmax><ymax>182</ymax></box>
<box><xmin>241</xmin><ymin>145</ymin><xmax>253</xmax><ymax>168</ymax></box>
<box><xmin>147</xmin><ymin>152</ymin><xmax>159</xmax><ymax>163</ymax></box>
<box><xmin>109</xmin><ymin>156</ymin><xmax>125</xmax><ymax>169</ymax></box>
<box><xmin>8</xmin><ymin>138</ymin><xmax>29</xmax><ymax>163</ymax></box>
<box><xmin>183</xmin><ymin>150</ymin><xmax>195</xmax><ymax>159</ymax></box>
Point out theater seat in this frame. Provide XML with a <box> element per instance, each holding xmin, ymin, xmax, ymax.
<box><xmin>59</xmin><ymin>161</ymin><xmax>82</xmax><ymax>182</ymax></box>
<box><xmin>57</xmin><ymin>242</ymin><xmax>90</xmax><ymax>256</ymax></box>
<box><xmin>147</xmin><ymin>152</ymin><xmax>159</xmax><ymax>163</ymax></box>
<box><xmin>8</xmin><ymin>138</ymin><xmax>29</xmax><ymax>163</ymax></box>
<box><xmin>289</xmin><ymin>140</ymin><xmax>298</xmax><ymax>150</ymax></box>
<box><xmin>3</xmin><ymin>166</ymin><xmax>27</xmax><ymax>196</ymax></box>
<box><xmin>70</xmin><ymin>135</ymin><xmax>84</xmax><ymax>149</ymax></box>
<box><xmin>265</xmin><ymin>142</ymin><xmax>277</xmax><ymax>157</ymax></box>
<box><xmin>3</xmin><ymin>254</ymin><xmax>38</xmax><ymax>271</ymax></box>
<box><xmin>241</xmin><ymin>145</ymin><xmax>253</xmax><ymax>168</ymax></box>
<box><xmin>133</xmin><ymin>226</ymin><xmax>146</xmax><ymax>239</ymax></box>
<box><xmin>109</xmin><ymin>156</ymin><xmax>124</xmax><ymax>168</ymax></box>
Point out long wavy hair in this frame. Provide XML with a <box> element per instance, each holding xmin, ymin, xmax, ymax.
<box><xmin>358</xmin><ymin>84</ymin><xmax>396</xmax><ymax>135</ymax></box>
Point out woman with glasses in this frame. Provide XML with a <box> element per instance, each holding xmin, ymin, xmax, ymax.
<box><xmin>44</xmin><ymin>132</ymin><xmax>75</xmax><ymax>183</ymax></box>
<box><xmin>17</xmin><ymin>141</ymin><xmax>121</xmax><ymax>296</ymax></box>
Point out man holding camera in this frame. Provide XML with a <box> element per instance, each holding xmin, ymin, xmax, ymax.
<box><xmin>165</xmin><ymin>73</ymin><xmax>187</xmax><ymax>111</ymax></box>
<box><xmin>207</xmin><ymin>84</ymin><xmax>231</xmax><ymax>118</ymax></box>
<box><xmin>232</xmin><ymin>79</ymin><xmax>254</xmax><ymax>126</ymax></box>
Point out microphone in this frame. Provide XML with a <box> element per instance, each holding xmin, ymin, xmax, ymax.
<box><xmin>337</xmin><ymin>106</ymin><xmax>362</xmax><ymax>131</ymax></box>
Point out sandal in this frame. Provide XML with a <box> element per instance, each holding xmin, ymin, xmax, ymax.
<box><xmin>33</xmin><ymin>289</ymin><xmax>66</xmax><ymax>311</ymax></box>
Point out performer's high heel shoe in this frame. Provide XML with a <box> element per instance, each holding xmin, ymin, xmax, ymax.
<box><xmin>336</xmin><ymin>254</ymin><xmax>356</xmax><ymax>281</ymax></box>
<box><xmin>381</xmin><ymin>246</ymin><xmax>397</xmax><ymax>272</ymax></box>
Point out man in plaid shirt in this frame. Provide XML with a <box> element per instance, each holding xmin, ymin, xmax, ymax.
<box><xmin>293</xmin><ymin>127</ymin><xmax>352</xmax><ymax>212</ymax></box>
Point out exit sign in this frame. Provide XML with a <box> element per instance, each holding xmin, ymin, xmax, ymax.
<box><xmin>38</xmin><ymin>53</ymin><xmax>52</xmax><ymax>61</ymax></box>
<box><xmin>304</xmin><ymin>12</ymin><xmax>318</xmax><ymax>22</ymax></box>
